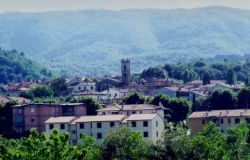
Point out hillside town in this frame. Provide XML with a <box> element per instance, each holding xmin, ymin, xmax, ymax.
<box><xmin>0</xmin><ymin>58</ymin><xmax>248</xmax><ymax>145</ymax></box>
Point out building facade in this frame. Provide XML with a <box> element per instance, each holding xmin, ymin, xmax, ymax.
<box><xmin>12</xmin><ymin>103</ymin><xmax>87</xmax><ymax>136</ymax></box>
<box><xmin>188</xmin><ymin>109</ymin><xmax>250</xmax><ymax>136</ymax></box>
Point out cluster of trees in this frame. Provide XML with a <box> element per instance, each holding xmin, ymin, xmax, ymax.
<box><xmin>1</xmin><ymin>123</ymin><xmax>250</xmax><ymax>160</ymax></box>
<box><xmin>0</xmin><ymin>48</ymin><xmax>53</xmax><ymax>84</ymax></box>
<box><xmin>123</xmin><ymin>93</ymin><xmax>191</xmax><ymax>123</ymax></box>
<box><xmin>194</xmin><ymin>87</ymin><xmax>250</xmax><ymax>111</ymax></box>
<box><xmin>20</xmin><ymin>77</ymin><xmax>69</xmax><ymax>99</ymax></box>
<box><xmin>141</xmin><ymin>60</ymin><xmax>250</xmax><ymax>84</ymax></box>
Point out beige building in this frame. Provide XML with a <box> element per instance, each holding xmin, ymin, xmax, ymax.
<box><xmin>188</xmin><ymin>109</ymin><xmax>250</xmax><ymax>136</ymax></box>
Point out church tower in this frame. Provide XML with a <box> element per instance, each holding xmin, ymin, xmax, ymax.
<box><xmin>121</xmin><ymin>58</ymin><xmax>131</xmax><ymax>86</ymax></box>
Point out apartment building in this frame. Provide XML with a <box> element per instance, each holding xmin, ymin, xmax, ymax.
<box><xmin>45</xmin><ymin>113</ymin><xmax>164</xmax><ymax>144</ymax></box>
<box><xmin>12</xmin><ymin>103</ymin><xmax>87</xmax><ymax>136</ymax></box>
<box><xmin>188</xmin><ymin>109</ymin><xmax>250</xmax><ymax>136</ymax></box>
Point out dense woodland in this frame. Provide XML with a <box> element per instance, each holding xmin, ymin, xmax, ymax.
<box><xmin>0</xmin><ymin>48</ymin><xmax>53</xmax><ymax>84</ymax></box>
<box><xmin>141</xmin><ymin>59</ymin><xmax>250</xmax><ymax>84</ymax></box>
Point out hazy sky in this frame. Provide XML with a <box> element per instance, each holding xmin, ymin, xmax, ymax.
<box><xmin>0</xmin><ymin>0</ymin><xmax>250</xmax><ymax>12</ymax></box>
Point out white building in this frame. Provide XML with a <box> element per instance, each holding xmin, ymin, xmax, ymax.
<box><xmin>69</xmin><ymin>82</ymin><xmax>96</xmax><ymax>93</ymax></box>
<box><xmin>72</xmin><ymin>90</ymin><xmax>108</xmax><ymax>102</ymax></box>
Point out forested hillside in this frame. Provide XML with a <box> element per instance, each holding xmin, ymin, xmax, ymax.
<box><xmin>0</xmin><ymin>48</ymin><xmax>53</xmax><ymax>84</ymax></box>
<box><xmin>1</xmin><ymin>6</ymin><xmax>250</xmax><ymax>75</ymax></box>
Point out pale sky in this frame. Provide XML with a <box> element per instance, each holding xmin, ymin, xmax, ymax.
<box><xmin>0</xmin><ymin>0</ymin><xmax>250</xmax><ymax>12</ymax></box>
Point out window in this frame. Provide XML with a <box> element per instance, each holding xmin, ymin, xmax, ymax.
<box><xmin>78</xmin><ymin>87</ymin><xmax>81</xmax><ymax>90</ymax></box>
<box><xmin>156</xmin><ymin>121</ymin><xmax>158</xmax><ymax>127</ymax></box>
<box><xmin>31</xmin><ymin>108</ymin><xmax>34</xmax><ymax>113</ymax></box>
<box><xmin>156</xmin><ymin>131</ymin><xmax>159</xmax><ymax>137</ymax></box>
<box><xmin>97</xmin><ymin>133</ymin><xmax>102</xmax><ymax>139</ymax></box>
<box><xmin>131</xmin><ymin>121</ymin><xmax>136</xmax><ymax>127</ymax></box>
<box><xmin>80</xmin><ymin>123</ymin><xmax>84</xmax><ymax>129</ymax></box>
<box><xmin>90</xmin><ymin>123</ymin><xmax>92</xmax><ymax>128</ymax></box>
<box><xmin>110</xmin><ymin>122</ymin><xmax>115</xmax><ymax>127</ymax></box>
<box><xmin>140</xmin><ymin>111</ymin><xmax>142</xmax><ymax>114</ymax></box>
<box><xmin>132</xmin><ymin>111</ymin><xmax>136</xmax><ymax>114</ymax></box>
<box><xmin>220</xmin><ymin>119</ymin><xmax>224</xmax><ymax>124</ymax></box>
<box><xmin>91</xmin><ymin>87</ymin><xmax>93</xmax><ymax>90</ymax></box>
<box><xmin>72</xmin><ymin>130</ymin><xmax>76</xmax><ymax>134</ymax></box>
<box><xmin>235</xmin><ymin>118</ymin><xmax>240</xmax><ymax>124</ymax></box>
<box><xmin>60</xmin><ymin>124</ymin><xmax>65</xmax><ymax>129</ymax></box>
<box><xmin>143</xmin><ymin>121</ymin><xmax>148</xmax><ymax>127</ymax></box>
<box><xmin>84</xmin><ymin>86</ymin><xmax>86</xmax><ymax>90</ymax></box>
<box><xmin>228</xmin><ymin>118</ymin><xmax>231</xmax><ymax>124</ymax></box>
<box><xmin>143</xmin><ymin>132</ymin><xmax>149</xmax><ymax>137</ymax></box>
<box><xmin>97</xmin><ymin>122</ymin><xmax>102</xmax><ymax>128</ymax></box>
<box><xmin>202</xmin><ymin>119</ymin><xmax>205</xmax><ymax>124</ymax></box>
<box><xmin>49</xmin><ymin>124</ymin><xmax>54</xmax><ymax>130</ymax></box>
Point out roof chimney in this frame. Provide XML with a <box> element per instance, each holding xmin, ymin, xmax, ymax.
<box><xmin>159</xmin><ymin>101</ymin><xmax>164</xmax><ymax>109</ymax></box>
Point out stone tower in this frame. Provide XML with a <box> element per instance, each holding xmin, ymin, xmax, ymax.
<box><xmin>121</xmin><ymin>58</ymin><xmax>131</xmax><ymax>86</ymax></box>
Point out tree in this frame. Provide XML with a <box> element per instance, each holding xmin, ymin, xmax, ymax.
<box><xmin>151</xmin><ymin>94</ymin><xmax>190</xmax><ymax>123</ymax></box>
<box><xmin>141</xmin><ymin>67</ymin><xmax>167</xmax><ymax>79</ymax></box>
<box><xmin>29</xmin><ymin>85</ymin><xmax>53</xmax><ymax>98</ymax></box>
<box><xmin>123</xmin><ymin>93</ymin><xmax>145</xmax><ymax>104</ymax></box>
<box><xmin>202</xmin><ymin>72</ymin><xmax>211</xmax><ymax>85</ymax></box>
<box><xmin>102</xmin><ymin>126</ymin><xmax>147</xmax><ymax>160</ymax></box>
<box><xmin>50</xmin><ymin>78</ymin><xmax>68</xmax><ymax>96</ymax></box>
<box><xmin>238</xmin><ymin>87</ymin><xmax>250</xmax><ymax>108</ymax></box>
<box><xmin>210</xmin><ymin>89</ymin><xmax>236</xmax><ymax>110</ymax></box>
<box><xmin>70</xmin><ymin>97</ymin><xmax>101</xmax><ymax>115</ymax></box>
<box><xmin>226</xmin><ymin>69</ymin><xmax>237</xmax><ymax>85</ymax></box>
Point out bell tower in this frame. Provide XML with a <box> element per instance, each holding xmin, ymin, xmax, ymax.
<box><xmin>121</xmin><ymin>59</ymin><xmax>130</xmax><ymax>86</ymax></box>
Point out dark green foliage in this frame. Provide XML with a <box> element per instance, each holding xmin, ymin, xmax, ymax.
<box><xmin>226</xmin><ymin>69</ymin><xmax>237</xmax><ymax>85</ymax></box>
<box><xmin>69</xmin><ymin>97</ymin><xmax>101</xmax><ymax>115</ymax></box>
<box><xmin>141</xmin><ymin>67</ymin><xmax>167</xmax><ymax>79</ymax></box>
<box><xmin>29</xmin><ymin>85</ymin><xmax>54</xmax><ymax>98</ymax></box>
<box><xmin>0</xmin><ymin>48</ymin><xmax>53</xmax><ymax>84</ymax></box>
<box><xmin>210</xmin><ymin>89</ymin><xmax>236</xmax><ymax>110</ymax></box>
<box><xmin>202</xmin><ymin>72</ymin><xmax>211</xmax><ymax>85</ymax></box>
<box><xmin>50</xmin><ymin>78</ymin><xmax>68</xmax><ymax>96</ymax></box>
<box><xmin>0</xmin><ymin>100</ymin><xmax>19</xmax><ymax>138</ymax></box>
<box><xmin>151</xmin><ymin>94</ymin><xmax>191</xmax><ymax>123</ymax></box>
<box><xmin>157</xmin><ymin>60</ymin><xmax>250</xmax><ymax>84</ymax></box>
<box><xmin>123</xmin><ymin>93</ymin><xmax>145</xmax><ymax>105</ymax></box>
<box><xmin>237</xmin><ymin>87</ymin><xmax>250</xmax><ymax>108</ymax></box>
<box><xmin>102</xmin><ymin>126</ymin><xmax>147</xmax><ymax>160</ymax></box>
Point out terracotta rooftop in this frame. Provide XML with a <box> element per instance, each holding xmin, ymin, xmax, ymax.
<box><xmin>73</xmin><ymin>115</ymin><xmax>126</xmax><ymax>123</ymax></box>
<box><xmin>189</xmin><ymin>109</ymin><xmax>250</xmax><ymax>118</ymax></box>
<box><xmin>45</xmin><ymin>116</ymin><xmax>76</xmax><ymax>124</ymax></box>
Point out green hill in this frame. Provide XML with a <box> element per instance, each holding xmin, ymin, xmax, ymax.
<box><xmin>0</xmin><ymin>48</ymin><xmax>53</xmax><ymax>84</ymax></box>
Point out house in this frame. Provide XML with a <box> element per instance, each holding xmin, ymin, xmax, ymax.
<box><xmin>188</xmin><ymin>109</ymin><xmax>250</xmax><ymax>136</ymax></box>
<box><xmin>152</xmin><ymin>87</ymin><xmax>193</xmax><ymax>102</ymax></box>
<box><xmin>12</xmin><ymin>103</ymin><xmax>87</xmax><ymax>136</ymax></box>
<box><xmin>72</xmin><ymin>90</ymin><xmax>108</xmax><ymax>102</ymax></box>
<box><xmin>0</xmin><ymin>97</ymin><xmax>31</xmax><ymax>105</ymax></box>
<box><xmin>1</xmin><ymin>82</ymin><xmax>38</xmax><ymax>97</ymax></box>
<box><xmin>69</xmin><ymin>82</ymin><xmax>96</xmax><ymax>93</ymax></box>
